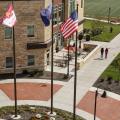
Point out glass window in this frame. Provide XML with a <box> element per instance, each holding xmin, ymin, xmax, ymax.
<box><xmin>81</xmin><ymin>0</ymin><xmax>83</xmax><ymax>8</ymax></box>
<box><xmin>70</xmin><ymin>0</ymin><xmax>75</xmax><ymax>14</ymax></box>
<box><xmin>53</xmin><ymin>5</ymin><xmax>58</xmax><ymax>25</ymax></box>
<box><xmin>28</xmin><ymin>55</ymin><xmax>35</xmax><ymax>66</ymax></box>
<box><xmin>58</xmin><ymin>4</ymin><xmax>64</xmax><ymax>22</ymax></box>
<box><xmin>6</xmin><ymin>57</ymin><xmax>13</xmax><ymax>68</ymax></box>
<box><xmin>5</xmin><ymin>27</ymin><xmax>12</xmax><ymax>39</ymax></box>
<box><xmin>53</xmin><ymin>4</ymin><xmax>64</xmax><ymax>25</ymax></box>
<box><xmin>27</xmin><ymin>25</ymin><xmax>34</xmax><ymax>37</ymax></box>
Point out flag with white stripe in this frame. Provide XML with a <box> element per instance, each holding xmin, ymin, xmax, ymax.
<box><xmin>60</xmin><ymin>10</ymin><xmax>78</xmax><ymax>39</ymax></box>
<box><xmin>2</xmin><ymin>4</ymin><xmax>16</xmax><ymax>27</ymax></box>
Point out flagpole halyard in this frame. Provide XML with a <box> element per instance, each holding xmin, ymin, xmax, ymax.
<box><xmin>73</xmin><ymin>3</ymin><xmax>79</xmax><ymax>120</ymax></box>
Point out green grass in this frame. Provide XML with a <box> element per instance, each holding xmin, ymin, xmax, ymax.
<box><xmin>100</xmin><ymin>53</ymin><xmax>120</xmax><ymax>80</ymax></box>
<box><xmin>84</xmin><ymin>20</ymin><xmax>120</xmax><ymax>42</ymax></box>
<box><xmin>85</xmin><ymin>0</ymin><xmax>120</xmax><ymax>18</ymax></box>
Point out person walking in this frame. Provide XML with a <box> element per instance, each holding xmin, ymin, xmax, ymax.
<box><xmin>105</xmin><ymin>48</ymin><xmax>108</xmax><ymax>59</ymax></box>
<box><xmin>100</xmin><ymin>48</ymin><xmax>104</xmax><ymax>59</ymax></box>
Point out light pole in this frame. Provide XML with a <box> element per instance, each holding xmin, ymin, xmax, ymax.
<box><xmin>108</xmin><ymin>7</ymin><xmax>111</xmax><ymax>24</ymax></box>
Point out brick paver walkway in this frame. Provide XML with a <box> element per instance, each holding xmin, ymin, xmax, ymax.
<box><xmin>77</xmin><ymin>91</ymin><xmax>120</xmax><ymax>120</ymax></box>
<box><xmin>0</xmin><ymin>83</ymin><xmax>62</xmax><ymax>101</ymax></box>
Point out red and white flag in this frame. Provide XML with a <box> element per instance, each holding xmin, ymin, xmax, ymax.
<box><xmin>2</xmin><ymin>4</ymin><xmax>16</xmax><ymax>27</ymax></box>
<box><xmin>76</xmin><ymin>0</ymin><xmax>80</xmax><ymax>4</ymax></box>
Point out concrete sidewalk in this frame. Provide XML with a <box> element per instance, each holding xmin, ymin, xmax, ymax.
<box><xmin>0</xmin><ymin>34</ymin><xmax>120</xmax><ymax>120</ymax></box>
<box><xmin>52</xmin><ymin>33</ymin><xmax>120</xmax><ymax>119</ymax></box>
<box><xmin>85</xmin><ymin>17</ymin><xmax>120</xmax><ymax>25</ymax></box>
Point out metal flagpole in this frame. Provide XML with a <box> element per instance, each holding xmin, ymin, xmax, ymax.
<box><xmin>94</xmin><ymin>88</ymin><xmax>98</xmax><ymax>120</ymax></box>
<box><xmin>51</xmin><ymin>0</ymin><xmax>54</xmax><ymax>114</ymax></box>
<box><xmin>12</xmin><ymin>0</ymin><xmax>18</xmax><ymax>117</ymax></box>
<box><xmin>67</xmin><ymin>39</ymin><xmax>70</xmax><ymax>77</ymax></box>
<box><xmin>73</xmin><ymin>3</ymin><xmax>78</xmax><ymax>120</ymax></box>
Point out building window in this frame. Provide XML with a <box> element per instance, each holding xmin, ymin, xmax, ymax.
<box><xmin>81</xmin><ymin>0</ymin><xmax>83</xmax><ymax>8</ymax></box>
<box><xmin>58</xmin><ymin>4</ymin><xmax>64</xmax><ymax>22</ymax></box>
<box><xmin>5</xmin><ymin>27</ymin><xmax>12</xmax><ymax>39</ymax></box>
<box><xmin>54</xmin><ymin>32</ymin><xmax>63</xmax><ymax>50</ymax></box>
<box><xmin>53</xmin><ymin>5</ymin><xmax>58</xmax><ymax>25</ymax></box>
<box><xmin>28</xmin><ymin>55</ymin><xmax>35</xmax><ymax>66</ymax></box>
<box><xmin>6</xmin><ymin>57</ymin><xmax>13</xmax><ymax>68</ymax></box>
<box><xmin>53</xmin><ymin>4</ymin><xmax>64</xmax><ymax>25</ymax></box>
<box><xmin>27</xmin><ymin>25</ymin><xmax>34</xmax><ymax>37</ymax></box>
<box><xmin>70</xmin><ymin>0</ymin><xmax>75</xmax><ymax>14</ymax></box>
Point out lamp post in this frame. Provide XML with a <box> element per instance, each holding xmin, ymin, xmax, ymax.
<box><xmin>108</xmin><ymin>7</ymin><xmax>111</xmax><ymax>24</ymax></box>
<box><xmin>94</xmin><ymin>88</ymin><xmax>107</xmax><ymax>120</ymax></box>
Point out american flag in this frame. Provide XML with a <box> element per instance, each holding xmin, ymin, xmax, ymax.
<box><xmin>60</xmin><ymin>10</ymin><xmax>78</xmax><ymax>39</ymax></box>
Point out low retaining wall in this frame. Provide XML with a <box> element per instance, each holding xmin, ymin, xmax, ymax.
<box><xmin>77</xmin><ymin>43</ymin><xmax>100</xmax><ymax>70</ymax></box>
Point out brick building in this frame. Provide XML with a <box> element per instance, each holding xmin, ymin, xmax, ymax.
<box><xmin>0</xmin><ymin>0</ymin><xmax>84</xmax><ymax>74</ymax></box>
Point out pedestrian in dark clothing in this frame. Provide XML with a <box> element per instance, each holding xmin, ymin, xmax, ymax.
<box><xmin>105</xmin><ymin>48</ymin><xmax>108</xmax><ymax>59</ymax></box>
<box><xmin>101</xmin><ymin>48</ymin><xmax>104</xmax><ymax>59</ymax></box>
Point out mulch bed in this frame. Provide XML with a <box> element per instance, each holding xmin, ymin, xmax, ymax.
<box><xmin>0</xmin><ymin>105</ymin><xmax>85</xmax><ymax>120</ymax></box>
<box><xmin>93</xmin><ymin>77</ymin><xmax>120</xmax><ymax>95</ymax></box>
<box><xmin>0</xmin><ymin>71</ymin><xmax>72</xmax><ymax>82</ymax></box>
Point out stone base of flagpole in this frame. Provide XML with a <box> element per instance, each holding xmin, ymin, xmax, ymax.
<box><xmin>49</xmin><ymin>117</ymin><xmax>56</xmax><ymax>120</ymax></box>
<box><xmin>35</xmin><ymin>114</ymin><xmax>42</xmax><ymax>119</ymax></box>
<box><xmin>47</xmin><ymin>111</ymin><xmax>56</xmax><ymax>117</ymax></box>
<box><xmin>11</xmin><ymin>115</ymin><xmax>21</xmax><ymax>119</ymax></box>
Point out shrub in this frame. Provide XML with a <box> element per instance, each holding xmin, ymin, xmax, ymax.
<box><xmin>86</xmin><ymin>34</ymin><xmax>90</xmax><ymax>41</ymax></box>
<box><xmin>99</xmin><ymin>78</ymin><xmax>104</xmax><ymax>82</ymax></box>
<box><xmin>22</xmin><ymin>70</ymin><xmax>28</xmax><ymax>74</ymax></box>
<box><xmin>78</xmin><ymin>33</ymin><xmax>83</xmax><ymax>40</ymax></box>
<box><xmin>63</xmin><ymin>74</ymin><xmax>69</xmax><ymax>79</ymax></box>
<box><xmin>107</xmin><ymin>76</ymin><xmax>112</xmax><ymax>81</ymax></box>
<box><xmin>107</xmin><ymin>76</ymin><xmax>113</xmax><ymax>84</ymax></box>
<box><xmin>91</xmin><ymin>28</ymin><xmax>102</xmax><ymax>36</ymax></box>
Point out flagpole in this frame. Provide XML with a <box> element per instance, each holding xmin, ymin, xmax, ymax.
<box><xmin>12</xmin><ymin>0</ymin><xmax>17</xmax><ymax>117</ymax></box>
<box><xmin>51</xmin><ymin>0</ymin><xmax>54</xmax><ymax>114</ymax></box>
<box><xmin>94</xmin><ymin>88</ymin><xmax>98</xmax><ymax>120</ymax></box>
<box><xmin>12</xmin><ymin>26</ymin><xmax>17</xmax><ymax>117</ymax></box>
<box><xmin>73</xmin><ymin>3</ymin><xmax>78</xmax><ymax>120</ymax></box>
<box><xmin>67</xmin><ymin>39</ymin><xmax>70</xmax><ymax>77</ymax></box>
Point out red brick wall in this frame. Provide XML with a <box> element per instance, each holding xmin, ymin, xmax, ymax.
<box><xmin>53</xmin><ymin>0</ymin><xmax>62</xmax><ymax>5</ymax></box>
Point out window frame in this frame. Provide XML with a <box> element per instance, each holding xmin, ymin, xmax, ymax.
<box><xmin>4</xmin><ymin>27</ymin><xmax>12</xmax><ymax>40</ymax></box>
<box><xmin>70</xmin><ymin>0</ymin><xmax>75</xmax><ymax>14</ymax></box>
<box><xmin>81</xmin><ymin>0</ymin><xmax>83</xmax><ymax>8</ymax></box>
<box><xmin>27</xmin><ymin>25</ymin><xmax>35</xmax><ymax>37</ymax></box>
<box><xmin>27</xmin><ymin>55</ymin><xmax>35</xmax><ymax>66</ymax></box>
<box><xmin>6</xmin><ymin>57</ymin><xmax>13</xmax><ymax>68</ymax></box>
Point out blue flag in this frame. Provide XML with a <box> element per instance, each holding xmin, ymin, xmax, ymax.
<box><xmin>40</xmin><ymin>5</ymin><xmax>52</xmax><ymax>26</ymax></box>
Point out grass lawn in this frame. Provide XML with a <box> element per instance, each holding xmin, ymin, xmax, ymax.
<box><xmin>84</xmin><ymin>20</ymin><xmax>120</xmax><ymax>42</ymax></box>
<box><xmin>85</xmin><ymin>0</ymin><xmax>120</xmax><ymax>18</ymax></box>
<box><xmin>100</xmin><ymin>53</ymin><xmax>120</xmax><ymax>80</ymax></box>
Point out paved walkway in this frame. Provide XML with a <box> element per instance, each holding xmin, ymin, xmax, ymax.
<box><xmin>85</xmin><ymin>17</ymin><xmax>120</xmax><ymax>25</ymax></box>
<box><xmin>78</xmin><ymin>91</ymin><xmax>120</xmax><ymax>120</ymax></box>
<box><xmin>0</xmin><ymin>34</ymin><xmax>120</xmax><ymax>120</ymax></box>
